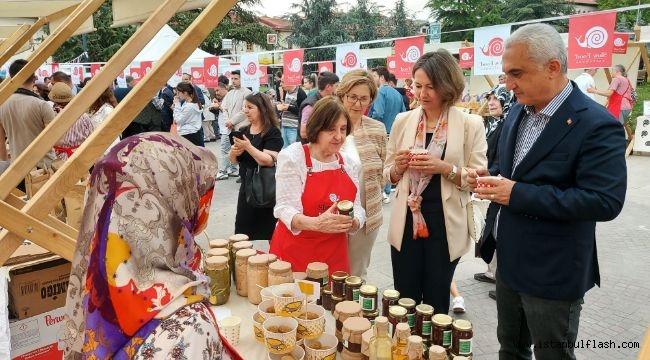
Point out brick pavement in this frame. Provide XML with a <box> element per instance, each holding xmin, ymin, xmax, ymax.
<box><xmin>203</xmin><ymin>140</ymin><xmax>650</xmax><ymax>359</ymax></box>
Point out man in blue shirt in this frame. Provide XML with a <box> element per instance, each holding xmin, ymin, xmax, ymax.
<box><xmin>369</xmin><ymin>66</ymin><xmax>405</xmax><ymax>203</ymax></box>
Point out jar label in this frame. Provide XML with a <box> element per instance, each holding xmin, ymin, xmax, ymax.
<box><xmin>459</xmin><ymin>338</ymin><xmax>472</xmax><ymax>355</ymax></box>
<box><xmin>443</xmin><ymin>330</ymin><xmax>452</xmax><ymax>347</ymax></box>
<box><xmin>422</xmin><ymin>320</ymin><xmax>432</xmax><ymax>336</ymax></box>
<box><xmin>407</xmin><ymin>313</ymin><xmax>416</xmax><ymax>328</ymax></box>
<box><xmin>352</xmin><ymin>288</ymin><xmax>360</xmax><ymax>302</ymax></box>
<box><xmin>322</xmin><ymin>277</ymin><xmax>329</xmax><ymax>286</ymax></box>
<box><xmin>359</xmin><ymin>295</ymin><xmax>375</xmax><ymax>311</ymax></box>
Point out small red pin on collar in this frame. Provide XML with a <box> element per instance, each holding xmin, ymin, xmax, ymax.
<box><xmin>566</xmin><ymin>118</ymin><xmax>573</xmax><ymax>125</ymax></box>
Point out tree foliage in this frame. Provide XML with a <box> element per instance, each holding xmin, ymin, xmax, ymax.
<box><xmin>597</xmin><ymin>0</ymin><xmax>649</xmax><ymax>33</ymax></box>
<box><xmin>287</xmin><ymin>0</ymin><xmax>347</xmax><ymax>62</ymax></box>
<box><xmin>343</xmin><ymin>0</ymin><xmax>383</xmax><ymax>41</ymax></box>
<box><xmin>52</xmin><ymin>0</ymin><xmax>271</xmax><ymax>62</ymax></box>
<box><xmin>388</xmin><ymin>0</ymin><xmax>420</xmax><ymax>38</ymax></box>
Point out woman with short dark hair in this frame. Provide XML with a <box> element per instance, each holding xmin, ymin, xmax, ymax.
<box><xmin>271</xmin><ymin>97</ymin><xmax>365</xmax><ymax>274</ymax></box>
<box><xmin>173</xmin><ymin>82</ymin><xmax>204</xmax><ymax>146</ymax></box>
<box><xmin>383</xmin><ymin>49</ymin><xmax>487</xmax><ymax>313</ymax></box>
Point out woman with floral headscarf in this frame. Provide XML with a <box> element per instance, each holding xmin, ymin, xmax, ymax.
<box><xmin>483</xmin><ymin>85</ymin><xmax>513</xmax><ymax>168</ymax></box>
<box><xmin>61</xmin><ymin>133</ymin><xmax>241</xmax><ymax>360</ymax></box>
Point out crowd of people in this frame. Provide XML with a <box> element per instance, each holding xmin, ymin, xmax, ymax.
<box><xmin>0</xmin><ymin>22</ymin><xmax>632</xmax><ymax>360</ymax></box>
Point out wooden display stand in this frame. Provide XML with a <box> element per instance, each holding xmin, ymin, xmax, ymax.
<box><xmin>0</xmin><ymin>0</ymin><xmax>238</xmax><ymax>265</ymax></box>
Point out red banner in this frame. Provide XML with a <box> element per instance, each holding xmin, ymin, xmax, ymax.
<box><xmin>394</xmin><ymin>36</ymin><xmax>425</xmax><ymax>79</ymax></box>
<box><xmin>90</xmin><ymin>63</ymin><xmax>101</xmax><ymax>77</ymax></box>
<box><xmin>204</xmin><ymin>56</ymin><xmax>219</xmax><ymax>88</ymax></box>
<box><xmin>283</xmin><ymin>49</ymin><xmax>304</xmax><ymax>86</ymax></box>
<box><xmin>259</xmin><ymin>65</ymin><xmax>268</xmax><ymax>85</ymax></box>
<box><xmin>140</xmin><ymin>61</ymin><xmax>153</xmax><ymax>75</ymax></box>
<box><xmin>129</xmin><ymin>67</ymin><xmax>143</xmax><ymax>81</ymax></box>
<box><xmin>52</xmin><ymin>63</ymin><xmax>59</xmax><ymax>72</ymax></box>
<box><xmin>613</xmin><ymin>32</ymin><xmax>628</xmax><ymax>54</ymax></box>
<box><xmin>459</xmin><ymin>48</ymin><xmax>474</xmax><ymax>69</ymax></box>
<box><xmin>568</xmin><ymin>12</ymin><xmax>616</xmax><ymax>69</ymax></box>
<box><xmin>317</xmin><ymin>61</ymin><xmax>334</xmax><ymax>74</ymax></box>
<box><xmin>191</xmin><ymin>67</ymin><xmax>204</xmax><ymax>85</ymax></box>
<box><xmin>386</xmin><ymin>56</ymin><xmax>397</xmax><ymax>72</ymax></box>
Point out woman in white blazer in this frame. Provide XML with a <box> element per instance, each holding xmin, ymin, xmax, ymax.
<box><xmin>383</xmin><ymin>49</ymin><xmax>487</xmax><ymax>313</ymax></box>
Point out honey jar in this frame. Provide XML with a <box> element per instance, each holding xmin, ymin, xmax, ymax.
<box><xmin>451</xmin><ymin>319</ymin><xmax>473</xmax><ymax>358</ymax></box>
<box><xmin>381</xmin><ymin>289</ymin><xmax>400</xmax><ymax>317</ymax></box>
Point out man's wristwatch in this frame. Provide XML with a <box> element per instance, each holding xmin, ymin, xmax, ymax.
<box><xmin>447</xmin><ymin>164</ymin><xmax>458</xmax><ymax>181</ymax></box>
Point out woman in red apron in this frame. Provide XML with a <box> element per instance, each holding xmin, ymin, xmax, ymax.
<box><xmin>271</xmin><ymin>97</ymin><xmax>366</xmax><ymax>274</ymax></box>
<box><xmin>589</xmin><ymin>64</ymin><xmax>634</xmax><ymax>124</ymax></box>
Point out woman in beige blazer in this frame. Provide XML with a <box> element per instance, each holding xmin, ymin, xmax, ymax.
<box><xmin>383</xmin><ymin>49</ymin><xmax>487</xmax><ymax>313</ymax></box>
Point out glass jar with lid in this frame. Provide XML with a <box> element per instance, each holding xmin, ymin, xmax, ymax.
<box><xmin>246</xmin><ymin>254</ymin><xmax>268</xmax><ymax>305</ymax></box>
<box><xmin>398</xmin><ymin>298</ymin><xmax>417</xmax><ymax>330</ymax></box>
<box><xmin>451</xmin><ymin>319</ymin><xmax>473</xmax><ymax>358</ymax></box>
<box><xmin>432</xmin><ymin>314</ymin><xmax>453</xmax><ymax>349</ymax></box>
<box><xmin>331</xmin><ymin>270</ymin><xmax>349</xmax><ymax>298</ymax></box>
<box><xmin>359</xmin><ymin>284</ymin><xmax>378</xmax><ymax>312</ymax></box>
<box><xmin>415</xmin><ymin>304</ymin><xmax>434</xmax><ymax>339</ymax></box>
<box><xmin>268</xmin><ymin>260</ymin><xmax>293</xmax><ymax>286</ymax></box>
<box><xmin>208</xmin><ymin>238</ymin><xmax>228</xmax><ymax>249</ymax></box>
<box><xmin>388</xmin><ymin>305</ymin><xmax>408</xmax><ymax>337</ymax></box>
<box><xmin>344</xmin><ymin>276</ymin><xmax>363</xmax><ymax>301</ymax></box>
<box><xmin>381</xmin><ymin>289</ymin><xmax>400</xmax><ymax>316</ymax></box>
<box><xmin>205</xmin><ymin>256</ymin><xmax>230</xmax><ymax>305</ymax></box>
<box><xmin>234</xmin><ymin>248</ymin><xmax>256</xmax><ymax>296</ymax></box>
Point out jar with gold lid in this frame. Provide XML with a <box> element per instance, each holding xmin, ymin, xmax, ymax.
<box><xmin>432</xmin><ymin>314</ymin><xmax>453</xmax><ymax>349</ymax></box>
<box><xmin>388</xmin><ymin>305</ymin><xmax>408</xmax><ymax>337</ymax></box>
<box><xmin>205</xmin><ymin>256</ymin><xmax>230</xmax><ymax>305</ymax></box>
<box><xmin>359</xmin><ymin>285</ymin><xmax>378</xmax><ymax>312</ymax></box>
<box><xmin>234</xmin><ymin>248</ymin><xmax>256</xmax><ymax>296</ymax></box>
<box><xmin>398</xmin><ymin>298</ymin><xmax>417</xmax><ymax>330</ymax></box>
<box><xmin>331</xmin><ymin>270</ymin><xmax>349</xmax><ymax>298</ymax></box>
<box><xmin>381</xmin><ymin>289</ymin><xmax>400</xmax><ymax>317</ymax></box>
<box><xmin>322</xmin><ymin>287</ymin><xmax>333</xmax><ymax>310</ymax></box>
<box><xmin>415</xmin><ymin>304</ymin><xmax>434</xmax><ymax>339</ymax></box>
<box><xmin>268</xmin><ymin>260</ymin><xmax>293</xmax><ymax>286</ymax></box>
<box><xmin>246</xmin><ymin>254</ymin><xmax>268</xmax><ymax>304</ymax></box>
<box><xmin>337</xmin><ymin>200</ymin><xmax>354</xmax><ymax>217</ymax></box>
<box><xmin>451</xmin><ymin>319</ymin><xmax>473</xmax><ymax>358</ymax></box>
<box><xmin>345</xmin><ymin>276</ymin><xmax>363</xmax><ymax>302</ymax></box>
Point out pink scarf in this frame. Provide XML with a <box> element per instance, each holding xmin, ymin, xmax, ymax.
<box><xmin>407</xmin><ymin>111</ymin><xmax>448</xmax><ymax>239</ymax></box>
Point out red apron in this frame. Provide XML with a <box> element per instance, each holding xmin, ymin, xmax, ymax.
<box><xmin>270</xmin><ymin>144</ymin><xmax>357</xmax><ymax>274</ymax></box>
<box><xmin>606</xmin><ymin>79</ymin><xmax>630</xmax><ymax>120</ymax></box>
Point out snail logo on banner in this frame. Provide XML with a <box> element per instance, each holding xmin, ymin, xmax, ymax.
<box><xmin>336</xmin><ymin>44</ymin><xmax>361</xmax><ymax>78</ymax></box>
<box><xmin>317</xmin><ymin>62</ymin><xmax>334</xmax><ymax>74</ymax></box>
<box><xmin>394</xmin><ymin>36</ymin><xmax>424</xmax><ymax>79</ymax></box>
<box><xmin>204</xmin><ymin>56</ymin><xmax>219</xmax><ymax>88</ymax></box>
<box><xmin>90</xmin><ymin>63</ymin><xmax>101</xmax><ymax>77</ymax></box>
<box><xmin>191</xmin><ymin>67</ymin><xmax>204</xmax><ymax>85</ymax></box>
<box><xmin>386</xmin><ymin>56</ymin><xmax>397</xmax><ymax>73</ymax></box>
<box><xmin>259</xmin><ymin>65</ymin><xmax>268</xmax><ymax>85</ymax></box>
<box><xmin>474</xmin><ymin>25</ymin><xmax>510</xmax><ymax>76</ymax></box>
<box><xmin>613</xmin><ymin>32</ymin><xmax>629</xmax><ymax>54</ymax></box>
<box><xmin>459</xmin><ymin>48</ymin><xmax>474</xmax><ymax>69</ymax></box>
<box><xmin>283</xmin><ymin>49</ymin><xmax>304</xmax><ymax>86</ymax></box>
<box><xmin>568</xmin><ymin>12</ymin><xmax>615</xmax><ymax>69</ymax></box>
<box><xmin>240</xmin><ymin>53</ymin><xmax>260</xmax><ymax>91</ymax></box>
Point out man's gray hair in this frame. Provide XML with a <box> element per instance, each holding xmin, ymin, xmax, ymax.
<box><xmin>506</xmin><ymin>23</ymin><xmax>567</xmax><ymax>74</ymax></box>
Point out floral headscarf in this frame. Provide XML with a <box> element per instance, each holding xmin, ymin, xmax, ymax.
<box><xmin>485</xmin><ymin>85</ymin><xmax>513</xmax><ymax>137</ymax></box>
<box><xmin>61</xmin><ymin>133</ymin><xmax>217</xmax><ymax>359</ymax></box>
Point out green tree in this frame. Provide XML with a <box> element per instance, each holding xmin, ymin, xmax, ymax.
<box><xmin>343</xmin><ymin>0</ymin><xmax>383</xmax><ymax>42</ymax></box>
<box><xmin>52</xmin><ymin>1</ymin><xmax>136</xmax><ymax>62</ymax></box>
<box><xmin>52</xmin><ymin>0</ymin><xmax>269</xmax><ymax>62</ymax></box>
<box><xmin>597</xmin><ymin>0</ymin><xmax>649</xmax><ymax>33</ymax></box>
<box><xmin>389</xmin><ymin>0</ymin><xmax>419</xmax><ymax>38</ymax></box>
<box><xmin>288</xmin><ymin>0</ymin><xmax>347</xmax><ymax>62</ymax></box>
<box><xmin>503</xmin><ymin>0</ymin><xmax>574</xmax><ymax>32</ymax></box>
<box><xmin>425</xmin><ymin>0</ymin><xmax>504</xmax><ymax>42</ymax></box>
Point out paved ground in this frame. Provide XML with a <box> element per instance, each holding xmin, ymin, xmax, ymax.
<box><xmin>201</xmin><ymin>139</ymin><xmax>650</xmax><ymax>359</ymax></box>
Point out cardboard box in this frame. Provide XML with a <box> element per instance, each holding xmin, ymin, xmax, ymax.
<box><xmin>8</xmin><ymin>256</ymin><xmax>71</xmax><ymax>320</ymax></box>
<box><xmin>10</xmin><ymin>307</ymin><xmax>65</xmax><ymax>360</ymax></box>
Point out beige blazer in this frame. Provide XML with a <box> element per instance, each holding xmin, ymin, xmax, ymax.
<box><xmin>383</xmin><ymin>106</ymin><xmax>487</xmax><ymax>261</ymax></box>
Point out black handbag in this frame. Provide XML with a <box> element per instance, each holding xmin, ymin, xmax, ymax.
<box><xmin>244</xmin><ymin>154</ymin><xmax>277</xmax><ymax>208</ymax></box>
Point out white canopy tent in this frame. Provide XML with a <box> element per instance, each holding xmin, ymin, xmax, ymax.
<box><xmin>129</xmin><ymin>24</ymin><xmax>230</xmax><ymax>85</ymax></box>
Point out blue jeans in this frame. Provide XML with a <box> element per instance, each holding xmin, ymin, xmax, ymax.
<box><xmin>497</xmin><ymin>276</ymin><xmax>583</xmax><ymax>360</ymax></box>
<box><xmin>219</xmin><ymin>134</ymin><xmax>237</xmax><ymax>174</ymax></box>
<box><xmin>281</xmin><ymin>126</ymin><xmax>297</xmax><ymax>149</ymax></box>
